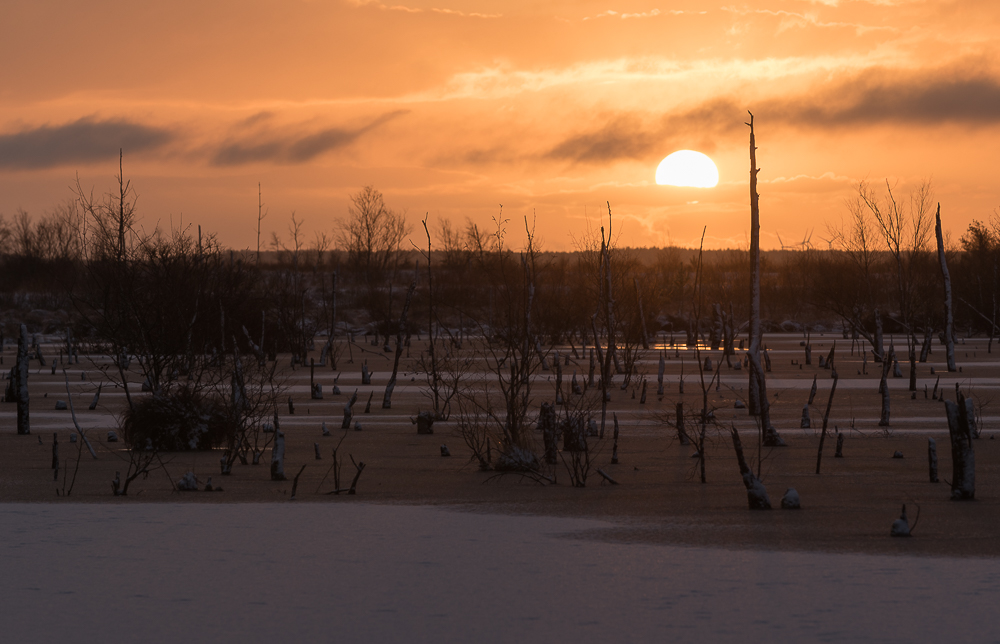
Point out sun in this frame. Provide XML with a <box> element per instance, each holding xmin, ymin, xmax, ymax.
<box><xmin>655</xmin><ymin>150</ymin><xmax>719</xmax><ymax>188</ymax></box>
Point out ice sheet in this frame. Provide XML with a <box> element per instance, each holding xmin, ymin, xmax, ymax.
<box><xmin>2</xmin><ymin>503</ymin><xmax>999</xmax><ymax>643</ymax></box>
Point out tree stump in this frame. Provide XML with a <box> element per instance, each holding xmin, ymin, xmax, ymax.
<box><xmin>890</xmin><ymin>504</ymin><xmax>911</xmax><ymax>537</ymax></box>
<box><xmin>414</xmin><ymin>411</ymin><xmax>434</xmax><ymax>435</ymax></box>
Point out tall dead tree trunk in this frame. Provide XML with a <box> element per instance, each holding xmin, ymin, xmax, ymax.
<box><xmin>746</xmin><ymin>113</ymin><xmax>783</xmax><ymax>447</ymax></box>
<box><xmin>935</xmin><ymin>204</ymin><xmax>957</xmax><ymax>372</ymax></box>
<box><xmin>598</xmin><ymin>219</ymin><xmax>616</xmax><ymax>438</ymax></box>
<box><xmin>945</xmin><ymin>393</ymin><xmax>975</xmax><ymax>500</ymax></box>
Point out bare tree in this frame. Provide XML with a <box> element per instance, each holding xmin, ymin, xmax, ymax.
<box><xmin>457</xmin><ymin>211</ymin><xmax>542</xmax><ymax>467</ymax></box>
<box><xmin>860</xmin><ymin>178</ymin><xmax>934</xmax><ymax>388</ymax></box>
<box><xmin>746</xmin><ymin>113</ymin><xmax>783</xmax><ymax>447</ymax></box>
<box><xmin>415</xmin><ymin>215</ymin><xmax>472</xmax><ymax>419</ymax></box>
<box><xmin>337</xmin><ymin>186</ymin><xmax>410</xmax><ymax>343</ymax></box>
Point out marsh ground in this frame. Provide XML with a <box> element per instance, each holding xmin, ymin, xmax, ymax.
<box><xmin>3</xmin><ymin>333</ymin><xmax>998</xmax><ymax>557</ymax></box>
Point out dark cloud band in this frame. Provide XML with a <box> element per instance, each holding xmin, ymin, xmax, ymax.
<box><xmin>0</xmin><ymin>118</ymin><xmax>173</xmax><ymax>169</ymax></box>
<box><xmin>546</xmin><ymin>66</ymin><xmax>1000</xmax><ymax>164</ymax></box>
<box><xmin>210</xmin><ymin>110</ymin><xmax>407</xmax><ymax>166</ymax></box>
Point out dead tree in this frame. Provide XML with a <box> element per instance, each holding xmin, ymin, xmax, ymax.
<box><xmin>15</xmin><ymin>324</ymin><xmax>29</xmax><ymax>434</ymax></box>
<box><xmin>611</xmin><ymin>412</ymin><xmax>620</xmax><ymax>464</ymax></box>
<box><xmin>815</xmin><ymin>376</ymin><xmax>839</xmax><ymax>474</ymax></box>
<box><xmin>746</xmin><ymin>113</ymin><xmax>783</xmax><ymax>446</ymax></box>
<box><xmin>88</xmin><ymin>384</ymin><xmax>102</xmax><ymax>410</ymax></box>
<box><xmin>935</xmin><ymin>204</ymin><xmax>957</xmax><ymax>372</ymax></box>
<box><xmin>878</xmin><ymin>351</ymin><xmax>891</xmax><ymax>427</ymax></box>
<box><xmin>342</xmin><ymin>389</ymin><xmax>358</xmax><ymax>429</ymax></box>
<box><xmin>928</xmin><ymin>437</ymin><xmax>939</xmax><ymax>483</ymax></box>
<box><xmin>539</xmin><ymin>402</ymin><xmax>558</xmax><ymax>464</ymax></box>
<box><xmin>919</xmin><ymin>326</ymin><xmax>933</xmax><ymax>362</ymax></box>
<box><xmin>730</xmin><ymin>424</ymin><xmax>771</xmax><ymax>509</ymax></box>
<box><xmin>657</xmin><ymin>350</ymin><xmax>665</xmax><ymax>396</ymax></box>
<box><xmin>310</xmin><ymin>359</ymin><xmax>322</xmax><ymax>399</ymax></box>
<box><xmin>61</xmin><ymin>371</ymin><xmax>96</xmax><ymax>496</ymax></box>
<box><xmin>711</xmin><ymin>303</ymin><xmax>724</xmax><ymax>350</ymax></box>
<box><xmin>289</xmin><ymin>465</ymin><xmax>307</xmax><ymax>499</ymax></box>
<box><xmin>874</xmin><ymin>308</ymin><xmax>885</xmax><ymax>362</ymax></box>
<box><xmin>51</xmin><ymin>433</ymin><xmax>59</xmax><ymax>481</ymax></box>
<box><xmin>944</xmin><ymin>394</ymin><xmax>975</xmax><ymax>500</ymax></box>
<box><xmin>270</xmin><ymin>412</ymin><xmax>286</xmax><ymax>481</ymax></box>
<box><xmin>634</xmin><ymin>277</ymin><xmax>650</xmax><ymax>350</ymax></box>
<box><xmin>596</xmin><ymin>212</ymin><xmax>617</xmax><ymax>438</ymax></box>
<box><xmin>675</xmin><ymin>401</ymin><xmax>689</xmax><ymax>445</ymax></box>
<box><xmin>554</xmin><ymin>350</ymin><xmax>564</xmax><ymax>404</ymax></box>
<box><xmin>382</xmin><ymin>269</ymin><xmax>417</xmax><ymax>409</ymax></box>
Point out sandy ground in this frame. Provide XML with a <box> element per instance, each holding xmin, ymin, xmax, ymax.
<box><xmin>3</xmin><ymin>333</ymin><xmax>999</xmax><ymax>558</ymax></box>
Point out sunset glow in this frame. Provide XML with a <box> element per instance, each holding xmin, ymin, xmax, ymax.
<box><xmin>2</xmin><ymin>1</ymin><xmax>999</xmax><ymax>249</ymax></box>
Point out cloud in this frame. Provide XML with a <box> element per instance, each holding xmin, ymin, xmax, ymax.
<box><xmin>546</xmin><ymin>100</ymin><xmax>742</xmax><ymax>164</ymax></box>
<box><xmin>721</xmin><ymin>6</ymin><xmax>897</xmax><ymax>35</ymax></box>
<box><xmin>545</xmin><ymin>65</ymin><xmax>1000</xmax><ymax>164</ymax></box>
<box><xmin>778</xmin><ymin>70</ymin><xmax>1000</xmax><ymax>126</ymax></box>
<box><xmin>210</xmin><ymin>110</ymin><xmax>407</xmax><ymax>166</ymax></box>
<box><xmin>583</xmin><ymin>9</ymin><xmax>662</xmax><ymax>20</ymax></box>
<box><xmin>345</xmin><ymin>0</ymin><xmax>500</xmax><ymax>18</ymax></box>
<box><xmin>547</xmin><ymin>114</ymin><xmax>657</xmax><ymax>163</ymax></box>
<box><xmin>0</xmin><ymin>117</ymin><xmax>174</xmax><ymax>170</ymax></box>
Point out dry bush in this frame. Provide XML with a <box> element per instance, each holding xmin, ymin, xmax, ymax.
<box><xmin>120</xmin><ymin>387</ymin><xmax>233</xmax><ymax>452</ymax></box>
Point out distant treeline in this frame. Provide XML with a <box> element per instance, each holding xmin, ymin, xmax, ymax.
<box><xmin>2</xmin><ymin>182</ymin><xmax>999</xmax><ymax>355</ymax></box>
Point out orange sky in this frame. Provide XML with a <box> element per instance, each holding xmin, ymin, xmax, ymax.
<box><xmin>2</xmin><ymin>0</ymin><xmax>998</xmax><ymax>251</ymax></box>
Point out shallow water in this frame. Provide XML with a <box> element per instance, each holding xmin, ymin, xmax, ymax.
<box><xmin>2</xmin><ymin>503</ymin><xmax>999</xmax><ymax>643</ymax></box>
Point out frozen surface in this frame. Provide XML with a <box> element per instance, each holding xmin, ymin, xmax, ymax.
<box><xmin>2</xmin><ymin>503</ymin><xmax>1000</xmax><ymax>643</ymax></box>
